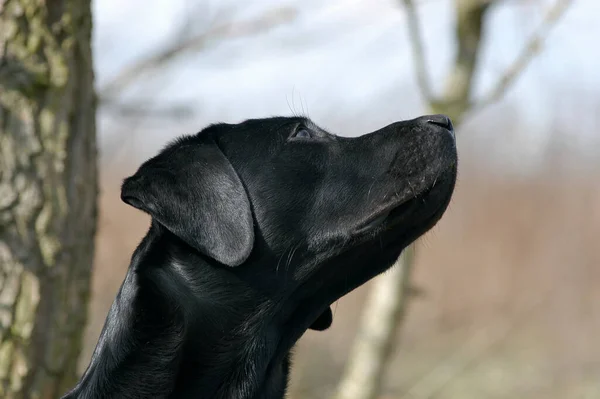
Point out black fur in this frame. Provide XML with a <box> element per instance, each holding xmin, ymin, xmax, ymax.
<box><xmin>63</xmin><ymin>115</ymin><xmax>457</xmax><ymax>399</ymax></box>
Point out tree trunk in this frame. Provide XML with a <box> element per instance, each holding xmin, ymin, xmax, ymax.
<box><xmin>334</xmin><ymin>246</ymin><xmax>415</xmax><ymax>399</ymax></box>
<box><xmin>0</xmin><ymin>1</ymin><xmax>97</xmax><ymax>398</ymax></box>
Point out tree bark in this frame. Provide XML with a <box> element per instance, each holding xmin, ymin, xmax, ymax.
<box><xmin>0</xmin><ymin>1</ymin><xmax>97</xmax><ymax>398</ymax></box>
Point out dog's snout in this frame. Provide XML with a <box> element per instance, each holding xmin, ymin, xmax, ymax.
<box><xmin>423</xmin><ymin>114</ymin><xmax>453</xmax><ymax>132</ymax></box>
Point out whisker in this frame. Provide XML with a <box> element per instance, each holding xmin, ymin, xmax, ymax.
<box><xmin>285</xmin><ymin>243</ymin><xmax>301</xmax><ymax>276</ymax></box>
<box><xmin>367</xmin><ymin>178</ymin><xmax>378</xmax><ymax>201</ymax></box>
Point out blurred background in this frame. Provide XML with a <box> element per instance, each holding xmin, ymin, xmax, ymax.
<box><xmin>1</xmin><ymin>0</ymin><xmax>599</xmax><ymax>398</ymax></box>
<box><xmin>94</xmin><ymin>0</ymin><xmax>600</xmax><ymax>398</ymax></box>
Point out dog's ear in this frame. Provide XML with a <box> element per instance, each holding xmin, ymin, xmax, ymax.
<box><xmin>309</xmin><ymin>307</ymin><xmax>332</xmax><ymax>331</ymax></box>
<box><xmin>121</xmin><ymin>139</ymin><xmax>254</xmax><ymax>267</ymax></box>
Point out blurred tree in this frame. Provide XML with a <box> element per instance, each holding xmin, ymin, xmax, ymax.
<box><xmin>334</xmin><ymin>1</ymin><xmax>573</xmax><ymax>399</ymax></box>
<box><xmin>0</xmin><ymin>0</ymin><xmax>97</xmax><ymax>398</ymax></box>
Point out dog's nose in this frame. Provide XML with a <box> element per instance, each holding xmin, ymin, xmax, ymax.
<box><xmin>424</xmin><ymin>114</ymin><xmax>454</xmax><ymax>132</ymax></box>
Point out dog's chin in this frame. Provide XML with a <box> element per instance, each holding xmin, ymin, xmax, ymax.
<box><xmin>383</xmin><ymin>169</ymin><xmax>456</xmax><ymax>247</ymax></box>
<box><xmin>297</xmin><ymin>168</ymin><xmax>456</xmax><ymax>333</ymax></box>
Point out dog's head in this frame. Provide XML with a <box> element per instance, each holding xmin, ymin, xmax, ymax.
<box><xmin>122</xmin><ymin>115</ymin><xmax>456</xmax><ymax>332</ymax></box>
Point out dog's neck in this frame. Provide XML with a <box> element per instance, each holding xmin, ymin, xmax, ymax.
<box><xmin>68</xmin><ymin>223</ymin><xmax>291</xmax><ymax>399</ymax></box>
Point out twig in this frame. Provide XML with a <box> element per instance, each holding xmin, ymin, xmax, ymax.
<box><xmin>400</xmin><ymin>292</ymin><xmax>551</xmax><ymax>399</ymax></box>
<box><xmin>401</xmin><ymin>0</ymin><xmax>435</xmax><ymax>103</ymax></box>
<box><xmin>98</xmin><ymin>7</ymin><xmax>298</xmax><ymax>100</ymax></box>
<box><xmin>472</xmin><ymin>0</ymin><xmax>574</xmax><ymax>112</ymax></box>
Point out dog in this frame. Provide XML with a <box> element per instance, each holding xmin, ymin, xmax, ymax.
<box><xmin>63</xmin><ymin>114</ymin><xmax>457</xmax><ymax>398</ymax></box>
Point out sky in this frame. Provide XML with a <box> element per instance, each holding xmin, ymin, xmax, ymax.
<box><xmin>91</xmin><ymin>0</ymin><xmax>600</xmax><ymax>172</ymax></box>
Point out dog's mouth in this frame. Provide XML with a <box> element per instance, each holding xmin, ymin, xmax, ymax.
<box><xmin>353</xmin><ymin>210</ymin><xmax>392</xmax><ymax>234</ymax></box>
<box><xmin>353</xmin><ymin>173</ymin><xmax>449</xmax><ymax>236</ymax></box>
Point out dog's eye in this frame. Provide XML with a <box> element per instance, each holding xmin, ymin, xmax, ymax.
<box><xmin>293</xmin><ymin>128</ymin><xmax>312</xmax><ymax>139</ymax></box>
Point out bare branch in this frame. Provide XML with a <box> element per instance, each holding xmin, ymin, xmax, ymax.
<box><xmin>401</xmin><ymin>0</ymin><xmax>435</xmax><ymax>103</ymax></box>
<box><xmin>473</xmin><ymin>0</ymin><xmax>574</xmax><ymax>112</ymax></box>
<box><xmin>102</xmin><ymin>100</ymin><xmax>195</xmax><ymax>120</ymax></box>
<box><xmin>98</xmin><ymin>7</ymin><xmax>297</xmax><ymax>100</ymax></box>
<box><xmin>438</xmin><ymin>0</ymin><xmax>494</xmax><ymax>122</ymax></box>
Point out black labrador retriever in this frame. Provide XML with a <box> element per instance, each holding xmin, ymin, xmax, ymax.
<box><xmin>63</xmin><ymin>114</ymin><xmax>457</xmax><ymax>399</ymax></box>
